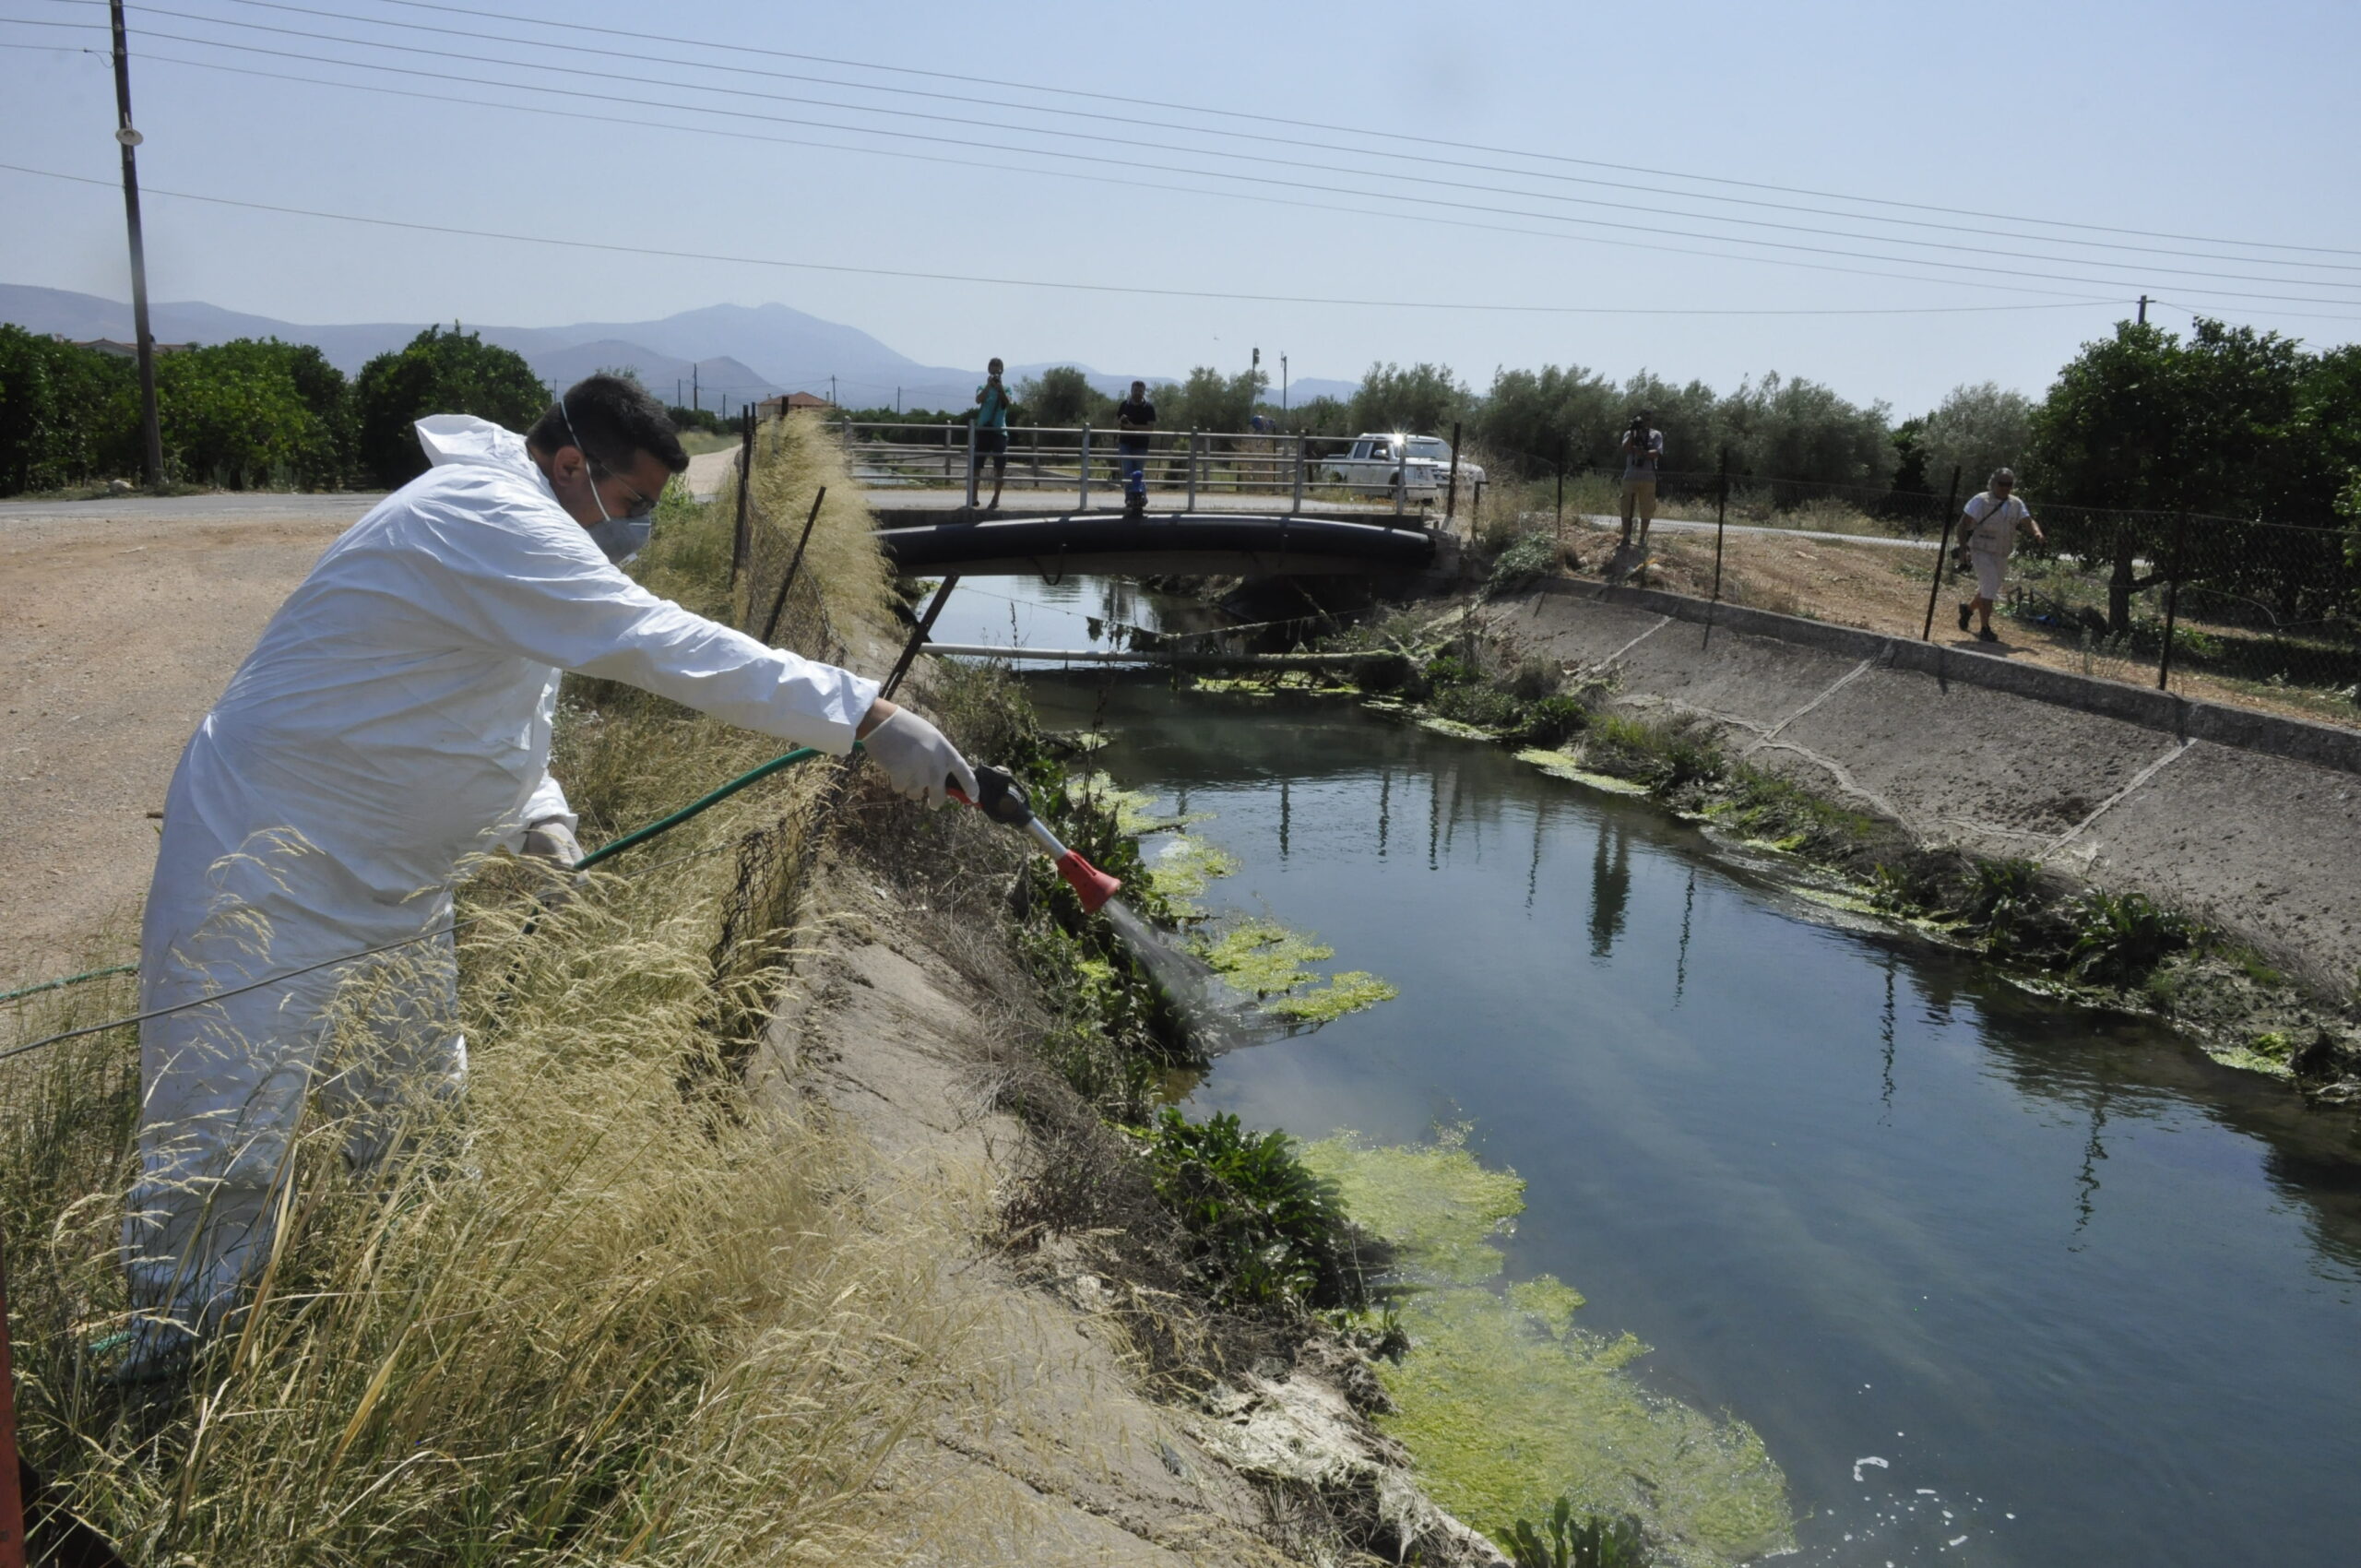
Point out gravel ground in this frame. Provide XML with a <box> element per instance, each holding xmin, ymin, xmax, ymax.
<box><xmin>1</xmin><ymin>507</ymin><xmax>352</xmax><ymax>983</ymax></box>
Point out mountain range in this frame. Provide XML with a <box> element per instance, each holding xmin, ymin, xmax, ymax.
<box><xmin>0</xmin><ymin>285</ymin><xmax>1361</xmax><ymax>414</ymax></box>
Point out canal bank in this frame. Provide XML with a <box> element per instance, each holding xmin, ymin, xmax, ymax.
<box><xmin>1497</xmin><ymin>574</ymin><xmax>2361</xmax><ymax>1004</ymax></box>
<box><xmin>1006</xmin><ymin>660</ymin><xmax>2361</xmax><ymax>1568</ymax></box>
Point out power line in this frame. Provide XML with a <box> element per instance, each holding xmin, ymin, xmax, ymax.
<box><xmin>55</xmin><ymin>9</ymin><xmax>2361</xmax><ymax>303</ymax></box>
<box><xmin>14</xmin><ymin>25</ymin><xmax>2346</xmax><ymax>310</ymax></box>
<box><xmin>0</xmin><ymin>160</ymin><xmax>2130</xmax><ymax>319</ymax></box>
<box><xmin>312</xmin><ymin>0</ymin><xmax>2361</xmax><ymax>262</ymax></box>
<box><xmin>125</xmin><ymin>0</ymin><xmax>2361</xmax><ymax>279</ymax></box>
<box><xmin>0</xmin><ymin>42</ymin><xmax>2152</xmax><ymax>310</ymax></box>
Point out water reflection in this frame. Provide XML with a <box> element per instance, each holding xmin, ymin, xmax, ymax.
<box><xmin>1008</xmin><ymin>663</ymin><xmax>2361</xmax><ymax>1568</ymax></box>
<box><xmin>1587</xmin><ymin>819</ymin><xmax>1631</xmax><ymax>960</ymax></box>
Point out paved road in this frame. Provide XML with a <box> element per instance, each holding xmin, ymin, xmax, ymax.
<box><xmin>0</xmin><ymin>492</ymin><xmax>386</xmax><ymax>527</ymax></box>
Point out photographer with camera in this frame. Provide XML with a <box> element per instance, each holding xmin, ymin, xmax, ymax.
<box><xmin>1619</xmin><ymin>409</ymin><xmax>1664</xmax><ymax>549</ymax></box>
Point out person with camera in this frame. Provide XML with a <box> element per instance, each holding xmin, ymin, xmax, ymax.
<box><xmin>1619</xmin><ymin>409</ymin><xmax>1664</xmax><ymax>549</ymax></box>
<box><xmin>971</xmin><ymin>357</ymin><xmax>1013</xmax><ymax>509</ymax></box>
<box><xmin>1954</xmin><ymin>467</ymin><xmax>2046</xmax><ymax>644</ymax></box>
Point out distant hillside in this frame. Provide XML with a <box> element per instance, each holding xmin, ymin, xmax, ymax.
<box><xmin>0</xmin><ymin>284</ymin><xmax>1357</xmax><ymax>413</ymax></box>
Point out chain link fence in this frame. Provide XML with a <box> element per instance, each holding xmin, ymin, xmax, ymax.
<box><xmin>1461</xmin><ymin>443</ymin><xmax>2361</xmax><ymax>731</ymax></box>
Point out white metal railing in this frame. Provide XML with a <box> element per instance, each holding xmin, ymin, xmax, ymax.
<box><xmin>830</xmin><ymin>419</ymin><xmax>1459</xmax><ymax>519</ymax></box>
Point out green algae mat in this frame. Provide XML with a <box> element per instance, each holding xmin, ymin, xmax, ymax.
<box><xmin>1300</xmin><ymin>1129</ymin><xmax>1795</xmax><ymax>1565</ymax></box>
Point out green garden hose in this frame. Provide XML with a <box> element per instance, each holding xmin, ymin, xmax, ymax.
<box><xmin>4</xmin><ymin>745</ymin><xmax>840</xmax><ymax>1009</ymax></box>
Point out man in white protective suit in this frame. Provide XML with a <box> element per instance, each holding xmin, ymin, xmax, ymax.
<box><xmin>123</xmin><ymin>374</ymin><xmax>975</xmax><ymax>1374</ymax></box>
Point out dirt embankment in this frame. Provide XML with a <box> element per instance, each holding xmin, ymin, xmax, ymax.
<box><xmin>1</xmin><ymin>509</ymin><xmax>351</xmax><ymax>982</ymax></box>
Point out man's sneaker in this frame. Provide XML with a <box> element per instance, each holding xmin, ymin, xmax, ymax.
<box><xmin>1957</xmin><ymin>602</ymin><xmax>1974</xmax><ymax>633</ymax></box>
<box><xmin>1976</xmin><ymin>627</ymin><xmax>2000</xmax><ymax>644</ymax></box>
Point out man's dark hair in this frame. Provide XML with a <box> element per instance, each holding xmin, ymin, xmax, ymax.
<box><xmin>528</xmin><ymin>374</ymin><xmax>689</xmax><ymax>475</ymax></box>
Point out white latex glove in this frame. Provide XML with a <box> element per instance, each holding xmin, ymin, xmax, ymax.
<box><xmin>520</xmin><ymin>816</ymin><xmax>587</xmax><ymax>903</ymax></box>
<box><xmin>861</xmin><ymin>708</ymin><xmax>979</xmax><ymax>810</ymax></box>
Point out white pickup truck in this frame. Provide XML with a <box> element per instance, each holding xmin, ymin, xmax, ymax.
<box><xmin>1322</xmin><ymin>434</ymin><xmax>1485</xmax><ymax>496</ymax></box>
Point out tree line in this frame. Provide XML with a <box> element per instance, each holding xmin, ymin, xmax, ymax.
<box><xmin>6</xmin><ymin>315</ymin><xmax>2358</xmax><ymax>552</ymax></box>
<box><xmin>0</xmin><ymin>323</ymin><xmax>552</xmax><ymax>495</ymax></box>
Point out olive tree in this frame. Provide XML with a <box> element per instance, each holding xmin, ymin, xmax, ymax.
<box><xmin>1916</xmin><ymin>381</ymin><xmax>2034</xmax><ymax>503</ymax></box>
<box><xmin>1014</xmin><ymin>364</ymin><xmax>1106</xmax><ymax>427</ymax></box>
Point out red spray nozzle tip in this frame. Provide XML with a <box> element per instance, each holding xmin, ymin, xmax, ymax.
<box><xmin>1055</xmin><ymin>850</ymin><xmax>1122</xmax><ymax>913</ymax></box>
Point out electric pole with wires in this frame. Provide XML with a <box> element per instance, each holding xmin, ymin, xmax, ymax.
<box><xmin>109</xmin><ymin>0</ymin><xmax>163</xmax><ymax>489</ymax></box>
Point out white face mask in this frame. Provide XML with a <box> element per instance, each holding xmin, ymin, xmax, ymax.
<box><xmin>561</xmin><ymin>397</ymin><xmax>652</xmax><ymax>563</ymax></box>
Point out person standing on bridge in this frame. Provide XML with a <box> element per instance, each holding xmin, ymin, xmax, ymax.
<box><xmin>972</xmin><ymin>358</ymin><xmax>1013</xmax><ymax>510</ymax></box>
<box><xmin>1954</xmin><ymin>467</ymin><xmax>2045</xmax><ymax>644</ymax></box>
<box><xmin>1115</xmin><ymin>379</ymin><xmax>1157</xmax><ymax>517</ymax></box>
<box><xmin>119</xmin><ymin>374</ymin><xmax>975</xmax><ymax>1379</ymax></box>
<box><xmin>1619</xmin><ymin>408</ymin><xmax>1664</xmax><ymax>550</ymax></box>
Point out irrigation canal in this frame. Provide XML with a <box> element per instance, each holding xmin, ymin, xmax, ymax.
<box><xmin>925</xmin><ymin>576</ymin><xmax>2361</xmax><ymax>1567</ymax></box>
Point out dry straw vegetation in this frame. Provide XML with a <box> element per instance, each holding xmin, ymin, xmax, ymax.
<box><xmin>0</xmin><ymin>415</ymin><xmax>1011</xmax><ymax>1564</ymax></box>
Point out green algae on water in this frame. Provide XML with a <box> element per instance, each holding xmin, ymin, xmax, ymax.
<box><xmin>1299</xmin><ymin>1124</ymin><xmax>1523</xmax><ymax>1285</ymax></box>
<box><xmin>1515</xmin><ymin>747</ymin><xmax>1651</xmax><ymax>796</ymax></box>
<box><xmin>1145</xmin><ymin>835</ymin><xmax>1240</xmax><ymax>910</ymax></box>
<box><xmin>1193</xmin><ymin>920</ymin><xmax>1399</xmax><ymax>1025</ymax></box>
<box><xmin>1302</xmin><ymin>1129</ymin><xmax>1795</xmax><ymax>1565</ymax></box>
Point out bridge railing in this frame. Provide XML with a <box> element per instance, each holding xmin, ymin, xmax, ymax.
<box><xmin>834</xmin><ymin>419</ymin><xmax>1453</xmax><ymax>519</ymax></box>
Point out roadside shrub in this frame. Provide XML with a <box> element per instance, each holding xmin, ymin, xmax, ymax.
<box><xmin>1520</xmin><ymin>695</ymin><xmax>1592</xmax><ymax>747</ymax></box>
<box><xmin>0</xmin><ymin>326</ymin><xmax>136</xmax><ymax>493</ymax></box>
<box><xmin>2067</xmin><ymin>889</ymin><xmax>2195</xmax><ymax>986</ymax></box>
<box><xmin>1488</xmin><ymin>530</ymin><xmax>1561</xmax><ymax>594</ymax></box>
<box><xmin>355</xmin><ymin>325</ymin><xmax>548</xmax><ymax>488</ymax></box>
<box><xmin>1134</xmin><ymin>1107</ymin><xmax>1375</xmax><ymax>1314</ymax></box>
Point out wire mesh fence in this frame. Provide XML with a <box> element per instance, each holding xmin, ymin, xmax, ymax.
<box><xmin>1459</xmin><ymin>444</ymin><xmax>2361</xmax><ymax>731</ymax></box>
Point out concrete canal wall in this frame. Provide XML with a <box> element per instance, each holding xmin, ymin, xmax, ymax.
<box><xmin>1498</xmin><ymin>576</ymin><xmax>2361</xmax><ymax>994</ymax></box>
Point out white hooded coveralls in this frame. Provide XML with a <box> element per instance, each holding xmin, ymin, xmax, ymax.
<box><xmin>128</xmin><ymin>415</ymin><xmax>878</xmax><ymax>1332</ymax></box>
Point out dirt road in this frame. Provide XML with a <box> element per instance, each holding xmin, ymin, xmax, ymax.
<box><xmin>1</xmin><ymin>505</ymin><xmax>355</xmax><ymax>984</ymax></box>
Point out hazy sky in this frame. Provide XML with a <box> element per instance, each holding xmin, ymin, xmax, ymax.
<box><xmin>6</xmin><ymin>0</ymin><xmax>2359</xmax><ymax>413</ymax></box>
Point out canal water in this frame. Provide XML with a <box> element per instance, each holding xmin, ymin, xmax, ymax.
<box><xmin>926</xmin><ymin>577</ymin><xmax>2361</xmax><ymax>1566</ymax></box>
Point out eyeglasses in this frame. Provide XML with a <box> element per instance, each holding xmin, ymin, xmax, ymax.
<box><xmin>591</xmin><ymin>464</ymin><xmax>659</xmax><ymax>518</ymax></box>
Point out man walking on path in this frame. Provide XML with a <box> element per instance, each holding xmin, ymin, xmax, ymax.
<box><xmin>1954</xmin><ymin>467</ymin><xmax>2046</xmax><ymax>644</ymax></box>
<box><xmin>1619</xmin><ymin>409</ymin><xmax>1663</xmax><ymax>549</ymax></box>
<box><xmin>1115</xmin><ymin>379</ymin><xmax>1157</xmax><ymax>516</ymax></box>
<box><xmin>122</xmin><ymin>374</ymin><xmax>975</xmax><ymax>1377</ymax></box>
<box><xmin>972</xmin><ymin>358</ymin><xmax>1013</xmax><ymax>509</ymax></box>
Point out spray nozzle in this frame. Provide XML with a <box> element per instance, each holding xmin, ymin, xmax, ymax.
<box><xmin>948</xmin><ymin>765</ymin><xmax>1122</xmax><ymax>913</ymax></box>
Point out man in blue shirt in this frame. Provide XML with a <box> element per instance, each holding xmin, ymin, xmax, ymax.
<box><xmin>973</xmin><ymin>357</ymin><xmax>1012</xmax><ymax>509</ymax></box>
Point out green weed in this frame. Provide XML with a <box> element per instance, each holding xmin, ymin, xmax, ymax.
<box><xmin>1508</xmin><ymin>1499</ymin><xmax>1652</xmax><ymax>1568</ymax></box>
<box><xmin>1133</xmin><ymin>1107</ymin><xmax>1374</xmax><ymax>1313</ymax></box>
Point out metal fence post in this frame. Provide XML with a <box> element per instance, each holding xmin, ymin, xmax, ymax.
<box><xmin>2157</xmin><ymin>509</ymin><xmax>2191</xmax><ymax>692</ymax></box>
<box><xmin>1078</xmin><ymin>424</ymin><xmax>1092</xmax><ymax>509</ymax></box>
<box><xmin>1920</xmin><ymin>464</ymin><xmax>1963</xmax><ymax>641</ymax></box>
<box><xmin>1711</xmin><ymin>448</ymin><xmax>1729</xmax><ymax>608</ymax></box>
<box><xmin>1555</xmin><ymin>463</ymin><xmax>1565</xmax><ymax>541</ymax></box>
<box><xmin>1444</xmin><ymin>419</ymin><xmax>1463</xmax><ymax>524</ymax></box>
<box><xmin>963</xmin><ymin>417</ymin><xmax>979</xmax><ymax>510</ymax></box>
<box><xmin>1292</xmin><ymin>433</ymin><xmax>1306</xmax><ymax>513</ymax></box>
<box><xmin>1187</xmin><ymin>430</ymin><xmax>1200</xmax><ymax>511</ymax></box>
<box><xmin>730</xmin><ymin>406</ymin><xmax>754</xmax><ymax>589</ymax></box>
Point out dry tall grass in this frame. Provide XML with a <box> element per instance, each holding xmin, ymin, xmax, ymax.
<box><xmin>0</xmin><ymin>415</ymin><xmax>985</xmax><ymax>1565</ymax></box>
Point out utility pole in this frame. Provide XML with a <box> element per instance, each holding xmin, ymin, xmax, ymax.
<box><xmin>1280</xmin><ymin>353</ymin><xmax>1288</xmax><ymax>417</ymax></box>
<box><xmin>692</xmin><ymin>363</ymin><xmax>700</xmax><ymax>412</ymax></box>
<box><xmin>2137</xmin><ymin>294</ymin><xmax>2150</xmax><ymax>326</ymax></box>
<box><xmin>109</xmin><ymin>0</ymin><xmax>163</xmax><ymax>488</ymax></box>
<box><xmin>675</xmin><ymin>376</ymin><xmax>682</xmax><ymax>406</ymax></box>
<box><xmin>829</xmin><ymin>373</ymin><xmax>836</xmax><ymax>407</ymax></box>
